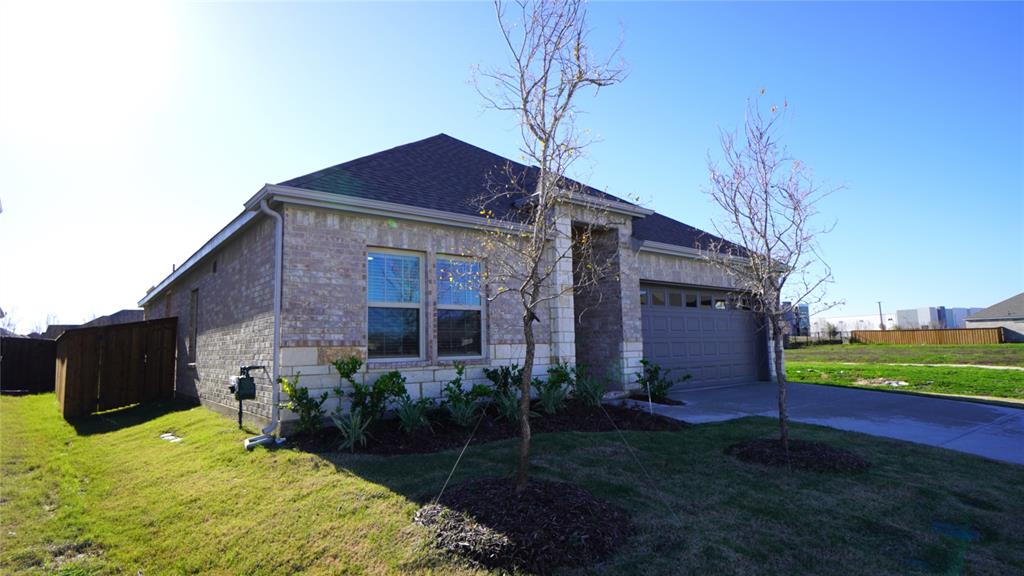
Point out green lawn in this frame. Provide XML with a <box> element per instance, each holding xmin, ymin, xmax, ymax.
<box><xmin>786</xmin><ymin>361</ymin><xmax>1024</xmax><ymax>401</ymax></box>
<box><xmin>786</xmin><ymin>344</ymin><xmax>1024</xmax><ymax>367</ymax></box>
<box><xmin>2</xmin><ymin>394</ymin><xmax>1023</xmax><ymax>575</ymax></box>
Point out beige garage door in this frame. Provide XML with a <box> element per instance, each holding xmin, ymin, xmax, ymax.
<box><xmin>640</xmin><ymin>283</ymin><xmax>767</xmax><ymax>386</ymax></box>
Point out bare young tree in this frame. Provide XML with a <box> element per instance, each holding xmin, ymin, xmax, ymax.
<box><xmin>703</xmin><ymin>91</ymin><xmax>839</xmax><ymax>449</ymax></box>
<box><xmin>474</xmin><ymin>0</ymin><xmax>624</xmax><ymax>493</ymax></box>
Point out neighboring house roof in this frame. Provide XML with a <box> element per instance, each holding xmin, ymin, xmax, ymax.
<box><xmin>966</xmin><ymin>292</ymin><xmax>1024</xmax><ymax>321</ymax></box>
<box><xmin>281</xmin><ymin>133</ymin><xmax>730</xmax><ymax>252</ymax></box>
<box><xmin>82</xmin><ymin>309</ymin><xmax>145</xmax><ymax>328</ymax></box>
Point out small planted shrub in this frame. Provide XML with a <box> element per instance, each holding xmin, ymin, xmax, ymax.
<box><xmin>280</xmin><ymin>373</ymin><xmax>328</xmax><ymax>435</ymax></box>
<box><xmin>442</xmin><ymin>363</ymin><xmax>490</xmax><ymax>427</ymax></box>
<box><xmin>396</xmin><ymin>396</ymin><xmax>433</xmax><ymax>434</ymax></box>
<box><xmin>492</xmin><ymin>388</ymin><xmax>522</xmax><ymax>422</ymax></box>
<box><xmin>572</xmin><ymin>366</ymin><xmax>605</xmax><ymax>407</ymax></box>
<box><xmin>483</xmin><ymin>363</ymin><xmax>523</xmax><ymax>393</ymax></box>
<box><xmin>332</xmin><ymin>356</ymin><xmax>363</xmax><ymax>386</ymax></box>
<box><xmin>636</xmin><ymin>359</ymin><xmax>690</xmax><ymax>403</ymax></box>
<box><xmin>533</xmin><ymin>375</ymin><xmax>568</xmax><ymax>415</ymax></box>
<box><xmin>349</xmin><ymin>370</ymin><xmax>408</xmax><ymax>422</ymax></box>
<box><xmin>331</xmin><ymin>409</ymin><xmax>371</xmax><ymax>452</ymax></box>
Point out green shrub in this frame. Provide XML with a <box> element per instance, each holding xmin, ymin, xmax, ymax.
<box><xmin>395</xmin><ymin>396</ymin><xmax>432</xmax><ymax>434</ymax></box>
<box><xmin>331</xmin><ymin>409</ymin><xmax>371</xmax><ymax>452</ymax></box>
<box><xmin>348</xmin><ymin>370</ymin><xmax>408</xmax><ymax>422</ymax></box>
<box><xmin>492</xmin><ymin>388</ymin><xmax>521</xmax><ymax>422</ymax></box>
<box><xmin>572</xmin><ymin>366</ymin><xmax>605</xmax><ymax>407</ymax></box>
<box><xmin>442</xmin><ymin>363</ymin><xmax>489</xmax><ymax>427</ymax></box>
<box><xmin>331</xmin><ymin>356</ymin><xmax>363</xmax><ymax>386</ymax></box>
<box><xmin>533</xmin><ymin>375</ymin><xmax>568</xmax><ymax>415</ymax></box>
<box><xmin>547</xmin><ymin>362</ymin><xmax>575</xmax><ymax>389</ymax></box>
<box><xmin>636</xmin><ymin>359</ymin><xmax>690</xmax><ymax>402</ymax></box>
<box><xmin>279</xmin><ymin>373</ymin><xmax>328</xmax><ymax>435</ymax></box>
<box><xmin>483</xmin><ymin>363</ymin><xmax>523</xmax><ymax>393</ymax></box>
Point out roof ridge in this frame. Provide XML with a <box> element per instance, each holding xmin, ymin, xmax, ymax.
<box><xmin>278</xmin><ymin>133</ymin><xmax>457</xmax><ymax>188</ymax></box>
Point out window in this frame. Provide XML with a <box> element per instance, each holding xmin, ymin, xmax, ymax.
<box><xmin>700</xmin><ymin>294</ymin><xmax>712</xmax><ymax>308</ymax></box>
<box><xmin>685</xmin><ymin>293</ymin><xmax>698</xmax><ymax>308</ymax></box>
<box><xmin>650</xmin><ymin>289</ymin><xmax>666</xmax><ymax>306</ymax></box>
<box><xmin>714</xmin><ymin>298</ymin><xmax>727</xmax><ymax>310</ymax></box>
<box><xmin>187</xmin><ymin>289</ymin><xmax>198</xmax><ymax>363</ymax></box>
<box><xmin>367</xmin><ymin>251</ymin><xmax>422</xmax><ymax>359</ymax></box>
<box><xmin>436</xmin><ymin>257</ymin><xmax>482</xmax><ymax>357</ymax></box>
<box><xmin>639</xmin><ymin>287</ymin><xmax>649</xmax><ymax>306</ymax></box>
<box><xmin>668</xmin><ymin>290</ymin><xmax>683</xmax><ymax>307</ymax></box>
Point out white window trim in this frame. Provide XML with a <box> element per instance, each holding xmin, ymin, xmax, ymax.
<box><xmin>435</xmin><ymin>254</ymin><xmax>486</xmax><ymax>360</ymax></box>
<box><xmin>366</xmin><ymin>248</ymin><xmax>426</xmax><ymax>362</ymax></box>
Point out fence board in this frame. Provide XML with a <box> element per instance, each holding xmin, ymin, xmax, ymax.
<box><xmin>0</xmin><ymin>337</ymin><xmax>57</xmax><ymax>393</ymax></box>
<box><xmin>56</xmin><ymin>318</ymin><xmax>177</xmax><ymax>418</ymax></box>
<box><xmin>850</xmin><ymin>328</ymin><xmax>1004</xmax><ymax>345</ymax></box>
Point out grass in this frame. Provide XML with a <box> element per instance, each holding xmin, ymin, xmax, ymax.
<box><xmin>2</xmin><ymin>394</ymin><xmax>1023</xmax><ymax>575</ymax></box>
<box><xmin>787</xmin><ymin>361</ymin><xmax>1024</xmax><ymax>401</ymax></box>
<box><xmin>786</xmin><ymin>344</ymin><xmax>1024</xmax><ymax>367</ymax></box>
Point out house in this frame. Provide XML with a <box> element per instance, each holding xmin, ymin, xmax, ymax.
<box><xmin>965</xmin><ymin>293</ymin><xmax>1024</xmax><ymax>342</ymax></box>
<box><xmin>139</xmin><ymin>134</ymin><xmax>769</xmax><ymax>430</ymax></box>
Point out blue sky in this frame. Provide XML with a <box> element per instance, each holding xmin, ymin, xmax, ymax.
<box><xmin>1</xmin><ymin>1</ymin><xmax>1021</xmax><ymax>332</ymax></box>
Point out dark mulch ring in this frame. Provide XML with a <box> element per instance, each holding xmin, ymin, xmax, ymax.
<box><xmin>627</xmin><ymin>393</ymin><xmax>685</xmax><ymax>406</ymax></box>
<box><xmin>290</xmin><ymin>399</ymin><xmax>685</xmax><ymax>456</ymax></box>
<box><xmin>725</xmin><ymin>437</ymin><xmax>872</xmax><ymax>473</ymax></box>
<box><xmin>415</xmin><ymin>477</ymin><xmax>630</xmax><ymax>574</ymax></box>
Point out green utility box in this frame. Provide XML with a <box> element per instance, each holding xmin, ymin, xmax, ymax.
<box><xmin>232</xmin><ymin>374</ymin><xmax>256</xmax><ymax>401</ymax></box>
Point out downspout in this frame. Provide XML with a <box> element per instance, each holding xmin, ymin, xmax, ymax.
<box><xmin>244</xmin><ymin>196</ymin><xmax>284</xmax><ymax>449</ymax></box>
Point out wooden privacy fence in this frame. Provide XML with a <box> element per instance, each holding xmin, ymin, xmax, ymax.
<box><xmin>851</xmin><ymin>328</ymin><xmax>1005</xmax><ymax>345</ymax></box>
<box><xmin>0</xmin><ymin>337</ymin><xmax>57</xmax><ymax>393</ymax></box>
<box><xmin>56</xmin><ymin>318</ymin><xmax>177</xmax><ymax>418</ymax></box>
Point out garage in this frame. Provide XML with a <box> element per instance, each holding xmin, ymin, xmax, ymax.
<box><xmin>640</xmin><ymin>283</ymin><xmax>767</xmax><ymax>387</ymax></box>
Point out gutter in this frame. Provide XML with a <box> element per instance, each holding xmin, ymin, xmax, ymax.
<box><xmin>243</xmin><ymin>198</ymin><xmax>284</xmax><ymax>450</ymax></box>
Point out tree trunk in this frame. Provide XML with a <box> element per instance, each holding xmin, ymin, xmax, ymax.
<box><xmin>771</xmin><ymin>318</ymin><xmax>788</xmax><ymax>450</ymax></box>
<box><xmin>514</xmin><ymin>310</ymin><xmax>536</xmax><ymax>494</ymax></box>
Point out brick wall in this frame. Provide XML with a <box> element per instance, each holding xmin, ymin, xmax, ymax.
<box><xmin>636</xmin><ymin>251</ymin><xmax>742</xmax><ymax>289</ymax></box>
<box><xmin>143</xmin><ymin>215</ymin><xmax>276</xmax><ymax>427</ymax></box>
<box><xmin>276</xmin><ymin>205</ymin><xmax>558</xmax><ymax>417</ymax></box>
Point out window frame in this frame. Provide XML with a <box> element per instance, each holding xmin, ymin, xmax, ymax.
<box><xmin>187</xmin><ymin>288</ymin><xmax>198</xmax><ymax>365</ymax></box>
<box><xmin>435</xmin><ymin>255</ymin><xmax>486</xmax><ymax>360</ymax></box>
<box><xmin>366</xmin><ymin>248</ymin><xmax>426</xmax><ymax>362</ymax></box>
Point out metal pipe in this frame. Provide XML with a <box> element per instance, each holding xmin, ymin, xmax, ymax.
<box><xmin>256</xmin><ymin>197</ymin><xmax>283</xmax><ymax>441</ymax></box>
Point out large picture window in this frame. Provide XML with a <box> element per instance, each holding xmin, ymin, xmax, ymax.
<box><xmin>436</xmin><ymin>257</ymin><xmax>482</xmax><ymax>357</ymax></box>
<box><xmin>367</xmin><ymin>251</ymin><xmax>422</xmax><ymax>359</ymax></box>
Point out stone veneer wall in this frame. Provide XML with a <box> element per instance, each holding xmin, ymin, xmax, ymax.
<box><xmin>275</xmin><ymin>205</ymin><xmax>562</xmax><ymax>417</ymax></box>
<box><xmin>143</xmin><ymin>215</ymin><xmax>276</xmax><ymax>428</ymax></box>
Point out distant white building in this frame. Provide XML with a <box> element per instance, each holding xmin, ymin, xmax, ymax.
<box><xmin>896</xmin><ymin>307</ymin><xmax>983</xmax><ymax>329</ymax></box>
<box><xmin>813</xmin><ymin>306</ymin><xmax>983</xmax><ymax>336</ymax></box>
<box><xmin>810</xmin><ymin>312</ymin><xmax>896</xmax><ymax>336</ymax></box>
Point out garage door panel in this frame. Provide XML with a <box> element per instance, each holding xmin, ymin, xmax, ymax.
<box><xmin>641</xmin><ymin>283</ymin><xmax>764</xmax><ymax>387</ymax></box>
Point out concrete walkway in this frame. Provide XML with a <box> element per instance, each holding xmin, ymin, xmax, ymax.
<box><xmin>629</xmin><ymin>381</ymin><xmax>1024</xmax><ymax>465</ymax></box>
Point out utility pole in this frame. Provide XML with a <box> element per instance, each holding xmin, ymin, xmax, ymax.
<box><xmin>877</xmin><ymin>301</ymin><xmax>885</xmax><ymax>331</ymax></box>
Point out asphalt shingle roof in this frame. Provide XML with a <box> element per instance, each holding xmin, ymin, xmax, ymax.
<box><xmin>279</xmin><ymin>133</ymin><xmax>727</xmax><ymax>251</ymax></box>
<box><xmin>967</xmin><ymin>292</ymin><xmax>1024</xmax><ymax>321</ymax></box>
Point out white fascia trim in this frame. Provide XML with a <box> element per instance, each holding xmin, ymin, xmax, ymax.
<box><xmin>636</xmin><ymin>239</ymin><xmax>706</xmax><ymax>259</ymax></box>
<box><xmin>563</xmin><ymin>190</ymin><xmax>654</xmax><ymax>217</ymax></box>
<box><xmin>637</xmin><ymin>239</ymin><xmax>749</xmax><ymax>265</ymax></box>
<box><xmin>247</xmin><ymin>184</ymin><xmax>530</xmax><ymax>232</ymax></box>
<box><xmin>137</xmin><ymin>211</ymin><xmax>259</xmax><ymax>307</ymax></box>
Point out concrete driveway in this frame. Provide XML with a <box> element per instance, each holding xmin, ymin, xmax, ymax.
<box><xmin>630</xmin><ymin>381</ymin><xmax>1024</xmax><ymax>465</ymax></box>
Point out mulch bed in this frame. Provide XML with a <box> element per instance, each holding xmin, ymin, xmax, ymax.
<box><xmin>725</xmin><ymin>438</ymin><xmax>871</xmax><ymax>473</ymax></box>
<box><xmin>627</xmin><ymin>393</ymin><xmax>685</xmax><ymax>406</ymax></box>
<box><xmin>289</xmin><ymin>399</ymin><xmax>685</xmax><ymax>456</ymax></box>
<box><xmin>414</xmin><ymin>477</ymin><xmax>630</xmax><ymax>574</ymax></box>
